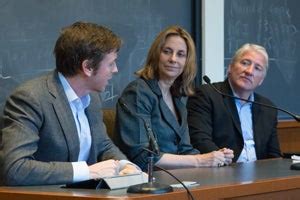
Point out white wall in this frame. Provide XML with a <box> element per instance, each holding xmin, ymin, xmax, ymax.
<box><xmin>202</xmin><ymin>0</ymin><xmax>224</xmax><ymax>83</ymax></box>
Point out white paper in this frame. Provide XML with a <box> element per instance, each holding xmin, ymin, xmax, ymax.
<box><xmin>170</xmin><ymin>181</ymin><xmax>200</xmax><ymax>188</ymax></box>
<box><xmin>291</xmin><ymin>155</ymin><xmax>300</xmax><ymax>160</ymax></box>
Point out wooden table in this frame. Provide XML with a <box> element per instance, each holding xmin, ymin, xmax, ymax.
<box><xmin>0</xmin><ymin>158</ymin><xmax>300</xmax><ymax>200</ymax></box>
<box><xmin>277</xmin><ymin>120</ymin><xmax>300</xmax><ymax>154</ymax></box>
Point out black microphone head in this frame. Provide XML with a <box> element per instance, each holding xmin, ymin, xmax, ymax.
<box><xmin>203</xmin><ymin>75</ymin><xmax>211</xmax><ymax>84</ymax></box>
<box><xmin>293</xmin><ymin>114</ymin><xmax>300</xmax><ymax>122</ymax></box>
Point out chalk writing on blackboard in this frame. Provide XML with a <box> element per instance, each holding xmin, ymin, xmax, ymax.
<box><xmin>225</xmin><ymin>0</ymin><xmax>300</xmax><ymax>119</ymax></box>
<box><xmin>225</xmin><ymin>0</ymin><xmax>298</xmax><ymax>84</ymax></box>
<box><xmin>102</xmin><ymin>83</ymin><xmax>119</xmax><ymax>103</ymax></box>
<box><xmin>0</xmin><ymin>65</ymin><xmax>11</xmax><ymax>79</ymax></box>
<box><xmin>0</xmin><ymin>0</ymin><xmax>193</xmax><ymax>113</ymax></box>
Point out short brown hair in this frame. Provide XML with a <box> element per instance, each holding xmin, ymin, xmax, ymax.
<box><xmin>54</xmin><ymin>21</ymin><xmax>122</xmax><ymax>76</ymax></box>
<box><xmin>136</xmin><ymin>25</ymin><xmax>197</xmax><ymax>96</ymax></box>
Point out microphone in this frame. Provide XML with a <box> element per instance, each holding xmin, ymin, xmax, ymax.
<box><xmin>203</xmin><ymin>75</ymin><xmax>300</xmax><ymax>171</ymax></box>
<box><xmin>118</xmin><ymin>99</ymin><xmax>160</xmax><ymax>155</ymax></box>
<box><xmin>203</xmin><ymin>75</ymin><xmax>300</xmax><ymax>122</ymax></box>
<box><xmin>118</xmin><ymin>99</ymin><xmax>173</xmax><ymax>194</ymax></box>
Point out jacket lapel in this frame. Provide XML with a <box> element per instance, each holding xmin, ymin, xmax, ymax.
<box><xmin>159</xmin><ymin>97</ymin><xmax>183</xmax><ymax>134</ymax></box>
<box><xmin>144</xmin><ymin>79</ymin><xmax>183</xmax><ymax>136</ymax></box>
<box><xmin>46</xmin><ymin>71</ymin><xmax>80</xmax><ymax>162</ymax></box>
<box><xmin>221</xmin><ymin>80</ymin><xmax>243</xmax><ymax>135</ymax></box>
<box><xmin>252</xmin><ymin>95</ymin><xmax>262</xmax><ymax>155</ymax></box>
<box><xmin>85</xmin><ymin>94</ymin><xmax>102</xmax><ymax>164</ymax></box>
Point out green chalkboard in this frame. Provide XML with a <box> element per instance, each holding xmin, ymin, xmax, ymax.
<box><xmin>0</xmin><ymin>0</ymin><xmax>194</xmax><ymax>113</ymax></box>
<box><xmin>225</xmin><ymin>0</ymin><xmax>300</xmax><ymax>120</ymax></box>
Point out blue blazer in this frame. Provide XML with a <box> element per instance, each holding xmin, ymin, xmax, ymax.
<box><xmin>114</xmin><ymin>78</ymin><xmax>199</xmax><ymax>171</ymax></box>
<box><xmin>1</xmin><ymin>71</ymin><xmax>127</xmax><ymax>186</ymax></box>
<box><xmin>187</xmin><ymin>79</ymin><xmax>281</xmax><ymax>161</ymax></box>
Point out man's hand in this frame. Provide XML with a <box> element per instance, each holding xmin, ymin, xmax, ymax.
<box><xmin>89</xmin><ymin>159</ymin><xmax>119</xmax><ymax>180</ymax></box>
<box><xmin>119</xmin><ymin>164</ymin><xmax>141</xmax><ymax>176</ymax></box>
<box><xmin>219</xmin><ymin>148</ymin><xmax>234</xmax><ymax>165</ymax></box>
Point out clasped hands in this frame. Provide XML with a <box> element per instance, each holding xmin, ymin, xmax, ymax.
<box><xmin>89</xmin><ymin>159</ymin><xmax>141</xmax><ymax>180</ymax></box>
<box><xmin>196</xmin><ymin>148</ymin><xmax>234</xmax><ymax>167</ymax></box>
<box><xmin>215</xmin><ymin>148</ymin><xmax>234</xmax><ymax>167</ymax></box>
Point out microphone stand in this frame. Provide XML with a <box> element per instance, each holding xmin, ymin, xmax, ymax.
<box><xmin>119</xmin><ymin>100</ymin><xmax>173</xmax><ymax>193</ymax></box>
<box><xmin>203</xmin><ymin>75</ymin><xmax>300</xmax><ymax>170</ymax></box>
<box><xmin>127</xmin><ymin>149</ymin><xmax>173</xmax><ymax>194</ymax></box>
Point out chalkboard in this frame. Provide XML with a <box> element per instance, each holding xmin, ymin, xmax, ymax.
<box><xmin>0</xmin><ymin>0</ymin><xmax>194</xmax><ymax>116</ymax></box>
<box><xmin>225</xmin><ymin>0</ymin><xmax>300</xmax><ymax>120</ymax></box>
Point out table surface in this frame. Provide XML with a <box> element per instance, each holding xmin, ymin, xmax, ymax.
<box><xmin>0</xmin><ymin>158</ymin><xmax>300</xmax><ymax>200</ymax></box>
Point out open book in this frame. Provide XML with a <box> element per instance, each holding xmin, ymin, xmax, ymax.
<box><xmin>65</xmin><ymin>172</ymin><xmax>148</xmax><ymax>190</ymax></box>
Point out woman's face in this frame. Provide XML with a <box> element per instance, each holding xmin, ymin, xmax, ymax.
<box><xmin>158</xmin><ymin>35</ymin><xmax>187</xmax><ymax>82</ymax></box>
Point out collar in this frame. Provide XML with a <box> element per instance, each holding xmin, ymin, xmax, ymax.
<box><xmin>58</xmin><ymin>72</ymin><xmax>90</xmax><ymax>109</ymax></box>
<box><xmin>227</xmin><ymin>78</ymin><xmax>254</xmax><ymax>104</ymax></box>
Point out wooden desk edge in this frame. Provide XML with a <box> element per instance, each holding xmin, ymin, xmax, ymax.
<box><xmin>277</xmin><ymin>120</ymin><xmax>300</xmax><ymax>129</ymax></box>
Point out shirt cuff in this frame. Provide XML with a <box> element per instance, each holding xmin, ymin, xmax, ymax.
<box><xmin>119</xmin><ymin>160</ymin><xmax>141</xmax><ymax>171</ymax></box>
<box><xmin>72</xmin><ymin>161</ymin><xmax>90</xmax><ymax>182</ymax></box>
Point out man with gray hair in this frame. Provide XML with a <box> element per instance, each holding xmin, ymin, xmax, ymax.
<box><xmin>187</xmin><ymin>43</ymin><xmax>281</xmax><ymax>163</ymax></box>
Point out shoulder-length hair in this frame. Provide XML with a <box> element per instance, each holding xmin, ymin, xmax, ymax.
<box><xmin>136</xmin><ymin>25</ymin><xmax>197</xmax><ymax>96</ymax></box>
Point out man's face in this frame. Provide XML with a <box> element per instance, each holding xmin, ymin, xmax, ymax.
<box><xmin>89</xmin><ymin>51</ymin><xmax>118</xmax><ymax>92</ymax></box>
<box><xmin>228</xmin><ymin>50</ymin><xmax>267</xmax><ymax>96</ymax></box>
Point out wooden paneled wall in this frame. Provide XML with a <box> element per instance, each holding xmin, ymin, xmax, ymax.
<box><xmin>277</xmin><ymin>120</ymin><xmax>300</xmax><ymax>154</ymax></box>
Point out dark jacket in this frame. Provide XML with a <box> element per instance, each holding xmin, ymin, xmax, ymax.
<box><xmin>187</xmin><ymin>79</ymin><xmax>281</xmax><ymax>161</ymax></box>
